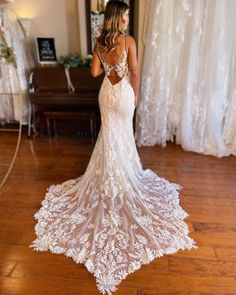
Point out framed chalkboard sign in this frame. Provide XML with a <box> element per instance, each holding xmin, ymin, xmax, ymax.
<box><xmin>36</xmin><ymin>37</ymin><xmax>57</xmax><ymax>64</ymax></box>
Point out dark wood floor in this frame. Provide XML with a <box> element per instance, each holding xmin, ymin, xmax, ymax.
<box><xmin>0</xmin><ymin>130</ymin><xmax>236</xmax><ymax>295</ymax></box>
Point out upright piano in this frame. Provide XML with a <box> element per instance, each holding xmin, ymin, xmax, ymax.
<box><xmin>29</xmin><ymin>66</ymin><xmax>104</xmax><ymax>139</ymax></box>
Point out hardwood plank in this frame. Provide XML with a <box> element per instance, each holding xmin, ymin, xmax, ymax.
<box><xmin>10</xmin><ymin>261</ymin><xmax>94</xmax><ymax>281</ymax></box>
<box><xmin>140</xmin><ymin>290</ymin><xmax>189</xmax><ymax>295</ymax></box>
<box><xmin>190</xmin><ymin>232</ymin><xmax>236</xmax><ymax>248</ymax></box>
<box><xmin>0</xmin><ymin>244</ymin><xmax>72</xmax><ymax>264</ymax></box>
<box><xmin>168</xmin><ymin>257</ymin><xmax>236</xmax><ymax>277</ymax></box>
<box><xmin>0</xmin><ymin>276</ymin><xmax>138</xmax><ymax>295</ymax></box>
<box><xmin>0</xmin><ymin>260</ymin><xmax>18</xmax><ymax>276</ymax></box>
<box><xmin>215</xmin><ymin>247</ymin><xmax>236</xmax><ymax>261</ymax></box>
<box><xmin>124</xmin><ymin>273</ymin><xmax>236</xmax><ymax>294</ymax></box>
<box><xmin>192</xmin><ymin>222</ymin><xmax>236</xmax><ymax>233</ymax></box>
<box><xmin>188</xmin><ymin>292</ymin><xmax>235</xmax><ymax>295</ymax></box>
<box><xmin>173</xmin><ymin>246</ymin><xmax>217</xmax><ymax>261</ymax></box>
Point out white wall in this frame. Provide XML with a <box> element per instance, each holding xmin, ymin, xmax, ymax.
<box><xmin>12</xmin><ymin>0</ymin><xmax>69</xmax><ymax>57</ymax></box>
<box><xmin>11</xmin><ymin>0</ymin><xmax>145</xmax><ymax>66</ymax></box>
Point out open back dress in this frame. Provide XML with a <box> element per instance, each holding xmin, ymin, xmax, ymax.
<box><xmin>30</xmin><ymin>34</ymin><xmax>197</xmax><ymax>295</ymax></box>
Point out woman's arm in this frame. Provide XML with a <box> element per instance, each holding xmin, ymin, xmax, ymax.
<box><xmin>90</xmin><ymin>43</ymin><xmax>104</xmax><ymax>77</ymax></box>
<box><xmin>127</xmin><ymin>36</ymin><xmax>139</xmax><ymax>107</ymax></box>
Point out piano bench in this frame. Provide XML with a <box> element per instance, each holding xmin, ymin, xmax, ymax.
<box><xmin>43</xmin><ymin>110</ymin><xmax>97</xmax><ymax>143</ymax></box>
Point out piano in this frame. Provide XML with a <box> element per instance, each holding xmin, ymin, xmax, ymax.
<box><xmin>29</xmin><ymin>66</ymin><xmax>104</xmax><ymax>140</ymax></box>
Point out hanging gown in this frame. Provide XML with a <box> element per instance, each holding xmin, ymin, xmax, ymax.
<box><xmin>29</xmin><ymin>34</ymin><xmax>197</xmax><ymax>295</ymax></box>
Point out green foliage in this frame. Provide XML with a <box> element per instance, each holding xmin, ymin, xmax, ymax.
<box><xmin>0</xmin><ymin>39</ymin><xmax>17</xmax><ymax>68</ymax></box>
<box><xmin>58</xmin><ymin>53</ymin><xmax>92</xmax><ymax>68</ymax></box>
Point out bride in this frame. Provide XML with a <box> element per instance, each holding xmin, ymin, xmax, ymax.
<box><xmin>30</xmin><ymin>1</ymin><xmax>197</xmax><ymax>294</ymax></box>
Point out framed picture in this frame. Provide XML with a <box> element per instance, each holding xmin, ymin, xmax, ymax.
<box><xmin>86</xmin><ymin>0</ymin><xmax>134</xmax><ymax>53</ymax></box>
<box><xmin>36</xmin><ymin>37</ymin><xmax>57</xmax><ymax>64</ymax></box>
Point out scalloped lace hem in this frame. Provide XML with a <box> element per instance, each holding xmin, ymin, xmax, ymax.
<box><xmin>30</xmin><ymin>235</ymin><xmax>197</xmax><ymax>295</ymax></box>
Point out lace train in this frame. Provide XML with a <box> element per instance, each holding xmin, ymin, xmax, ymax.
<box><xmin>29</xmin><ymin>75</ymin><xmax>197</xmax><ymax>294</ymax></box>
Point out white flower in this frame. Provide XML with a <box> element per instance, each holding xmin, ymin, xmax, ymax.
<box><xmin>85</xmin><ymin>259</ymin><xmax>94</xmax><ymax>272</ymax></box>
<box><xmin>135</xmin><ymin>234</ymin><xmax>147</xmax><ymax>245</ymax></box>
<box><xmin>79</xmin><ymin>233</ymin><xmax>90</xmax><ymax>243</ymax></box>
<box><xmin>70</xmin><ymin>212</ymin><xmax>86</xmax><ymax>224</ymax></box>
<box><xmin>50</xmin><ymin>246</ymin><xmax>65</xmax><ymax>254</ymax></box>
<box><xmin>110</xmin><ymin>211</ymin><xmax>122</xmax><ymax>227</ymax></box>
<box><xmin>130</xmin><ymin>224</ymin><xmax>138</xmax><ymax>230</ymax></box>
<box><xmin>88</xmin><ymin>223</ymin><xmax>95</xmax><ymax>229</ymax></box>
<box><xmin>129</xmin><ymin>260</ymin><xmax>141</xmax><ymax>271</ymax></box>
<box><xmin>76</xmin><ymin>247</ymin><xmax>87</xmax><ymax>262</ymax></box>
<box><xmin>141</xmin><ymin>247</ymin><xmax>154</xmax><ymax>263</ymax></box>
<box><xmin>138</xmin><ymin>215</ymin><xmax>153</xmax><ymax>226</ymax></box>
<box><xmin>66</xmin><ymin>248</ymin><xmax>77</xmax><ymax>257</ymax></box>
<box><xmin>146</xmin><ymin>247</ymin><xmax>154</xmax><ymax>260</ymax></box>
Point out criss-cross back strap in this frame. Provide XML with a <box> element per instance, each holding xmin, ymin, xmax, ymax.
<box><xmin>96</xmin><ymin>34</ymin><xmax>126</xmax><ymax>68</ymax></box>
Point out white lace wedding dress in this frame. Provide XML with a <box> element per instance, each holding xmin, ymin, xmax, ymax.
<box><xmin>29</xmin><ymin>35</ymin><xmax>197</xmax><ymax>294</ymax></box>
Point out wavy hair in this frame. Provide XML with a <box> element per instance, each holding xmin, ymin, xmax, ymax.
<box><xmin>97</xmin><ymin>0</ymin><xmax>129</xmax><ymax>51</ymax></box>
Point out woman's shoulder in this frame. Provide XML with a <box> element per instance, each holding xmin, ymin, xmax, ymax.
<box><xmin>125</xmin><ymin>34</ymin><xmax>136</xmax><ymax>46</ymax></box>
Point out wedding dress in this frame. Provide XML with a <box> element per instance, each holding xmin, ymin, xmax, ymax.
<box><xmin>29</xmin><ymin>35</ymin><xmax>197</xmax><ymax>295</ymax></box>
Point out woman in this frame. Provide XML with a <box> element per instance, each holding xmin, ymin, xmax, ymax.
<box><xmin>30</xmin><ymin>1</ymin><xmax>197</xmax><ymax>294</ymax></box>
<box><xmin>91</xmin><ymin>1</ymin><xmax>139</xmax><ymax>107</ymax></box>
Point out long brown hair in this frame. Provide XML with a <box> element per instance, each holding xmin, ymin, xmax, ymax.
<box><xmin>97</xmin><ymin>0</ymin><xmax>129</xmax><ymax>51</ymax></box>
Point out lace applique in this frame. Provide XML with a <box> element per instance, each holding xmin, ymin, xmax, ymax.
<box><xmin>97</xmin><ymin>35</ymin><xmax>128</xmax><ymax>79</ymax></box>
<box><xmin>30</xmin><ymin>170</ymin><xmax>197</xmax><ymax>294</ymax></box>
<box><xmin>101</xmin><ymin>50</ymin><xmax>128</xmax><ymax>78</ymax></box>
<box><xmin>30</xmin><ymin>35</ymin><xmax>197</xmax><ymax>295</ymax></box>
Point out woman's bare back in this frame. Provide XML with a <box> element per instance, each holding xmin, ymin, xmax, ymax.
<box><xmin>96</xmin><ymin>34</ymin><xmax>128</xmax><ymax>85</ymax></box>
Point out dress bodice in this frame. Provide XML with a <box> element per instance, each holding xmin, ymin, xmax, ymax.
<box><xmin>96</xmin><ymin>35</ymin><xmax>128</xmax><ymax>79</ymax></box>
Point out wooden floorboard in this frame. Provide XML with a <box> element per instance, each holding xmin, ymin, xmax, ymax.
<box><xmin>0</xmin><ymin>130</ymin><xmax>236</xmax><ymax>295</ymax></box>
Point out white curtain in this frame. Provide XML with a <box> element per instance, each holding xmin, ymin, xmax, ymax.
<box><xmin>135</xmin><ymin>0</ymin><xmax>236</xmax><ymax>157</ymax></box>
<box><xmin>0</xmin><ymin>4</ymin><xmax>34</xmax><ymax>124</ymax></box>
